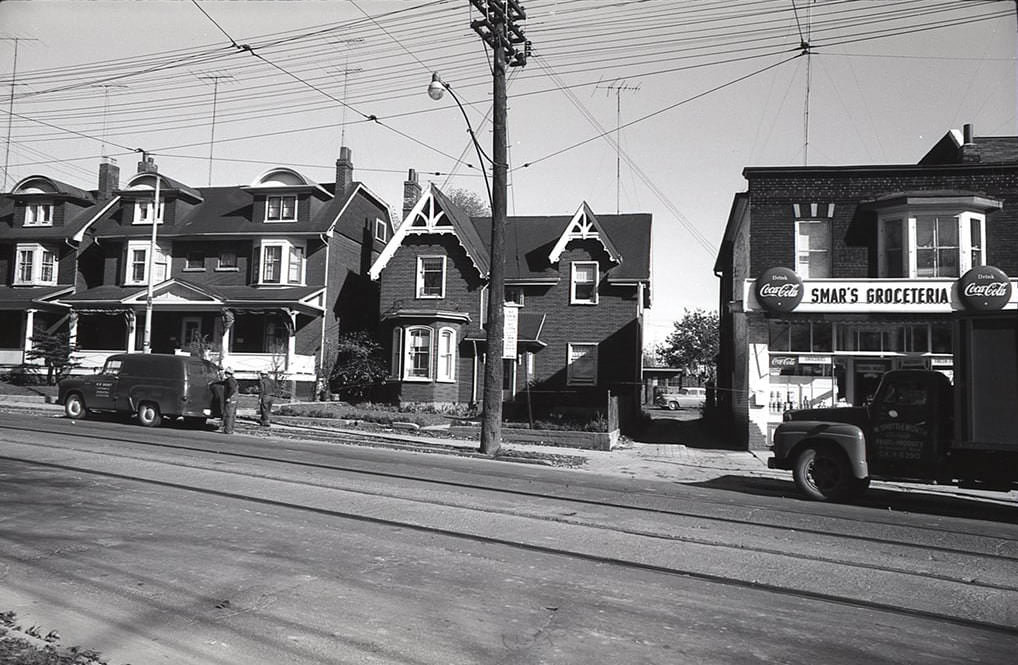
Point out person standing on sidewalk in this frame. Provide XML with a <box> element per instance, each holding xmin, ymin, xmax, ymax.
<box><xmin>221</xmin><ymin>368</ymin><xmax>239</xmax><ymax>434</ymax></box>
<box><xmin>257</xmin><ymin>370</ymin><xmax>275</xmax><ymax>427</ymax></box>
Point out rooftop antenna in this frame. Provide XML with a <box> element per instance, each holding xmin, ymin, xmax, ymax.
<box><xmin>329</xmin><ymin>38</ymin><xmax>364</xmax><ymax>147</ymax></box>
<box><xmin>1</xmin><ymin>36</ymin><xmax>39</xmax><ymax>190</ymax></box>
<box><xmin>792</xmin><ymin>0</ymin><xmax>815</xmax><ymax>166</ymax></box>
<box><xmin>596</xmin><ymin>78</ymin><xmax>641</xmax><ymax>214</ymax></box>
<box><xmin>92</xmin><ymin>84</ymin><xmax>128</xmax><ymax>160</ymax></box>
<box><xmin>196</xmin><ymin>72</ymin><xmax>234</xmax><ymax>186</ymax></box>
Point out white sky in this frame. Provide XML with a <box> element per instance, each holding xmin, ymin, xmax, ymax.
<box><xmin>1</xmin><ymin>1</ymin><xmax>1015</xmax><ymax>348</ymax></box>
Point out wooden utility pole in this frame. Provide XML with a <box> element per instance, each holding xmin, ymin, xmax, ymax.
<box><xmin>470</xmin><ymin>0</ymin><xmax>529</xmax><ymax>455</ymax></box>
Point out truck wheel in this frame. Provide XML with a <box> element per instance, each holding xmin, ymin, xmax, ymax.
<box><xmin>137</xmin><ymin>402</ymin><xmax>162</xmax><ymax>427</ymax></box>
<box><xmin>64</xmin><ymin>393</ymin><xmax>87</xmax><ymax>420</ymax></box>
<box><xmin>793</xmin><ymin>445</ymin><xmax>865</xmax><ymax>502</ymax></box>
<box><xmin>667</xmin><ymin>401</ymin><xmax>679</xmax><ymax>411</ymax></box>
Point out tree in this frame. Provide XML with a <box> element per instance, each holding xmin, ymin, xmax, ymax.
<box><xmin>656</xmin><ymin>308</ymin><xmax>719</xmax><ymax>380</ymax></box>
<box><xmin>446</xmin><ymin>187</ymin><xmax>490</xmax><ymax>216</ymax></box>
<box><xmin>328</xmin><ymin>331</ymin><xmax>390</xmax><ymax>402</ymax></box>
<box><xmin>26</xmin><ymin>330</ymin><xmax>78</xmax><ymax>385</ymax></box>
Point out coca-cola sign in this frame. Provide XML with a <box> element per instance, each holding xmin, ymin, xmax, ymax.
<box><xmin>756</xmin><ymin>267</ymin><xmax>803</xmax><ymax>312</ymax></box>
<box><xmin>958</xmin><ymin>265</ymin><xmax>1012</xmax><ymax>311</ymax></box>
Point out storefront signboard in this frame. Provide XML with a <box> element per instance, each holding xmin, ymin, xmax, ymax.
<box><xmin>754</xmin><ymin>267</ymin><xmax>803</xmax><ymax>312</ymax></box>
<box><xmin>958</xmin><ymin>266</ymin><xmax>1012</xmax><ymax>310</ymax></box>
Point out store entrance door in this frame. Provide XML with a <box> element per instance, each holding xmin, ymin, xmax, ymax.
<box><xmin>854</xmin><ymin>360</ymin><xmax>890</xmax><ymax>405</ymax></box>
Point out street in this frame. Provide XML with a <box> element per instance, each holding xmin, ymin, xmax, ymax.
<box><xmin>1</xmin><ymin>412</ymin><xmax>1016</xmax><ymax>664</ymax></box>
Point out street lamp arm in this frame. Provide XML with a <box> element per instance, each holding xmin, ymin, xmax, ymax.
<box><xmin>429</xmin><ymin>73</ymin><xmax>493</xmax><ymax>209</ymax></box>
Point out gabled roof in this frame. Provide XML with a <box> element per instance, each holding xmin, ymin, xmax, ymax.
<box><xmin>243</xmin><ymin>167</ymin><xmax>332</xmax><ymax>200</ymax></box>
<box><xmin>369</xmin><ymin>184</ymin><xmax>490</xmax><ymax>280</ymax></box>
<box><xmin>547</xmin><ymin>202</ymin><xmax>622</xmax><ymax>264</ymax></box>
<box><xmin>123</xmin><ymin>172</ymin><xmax>204</xmax><ymax>203</ymax></box>
<box><xmin>0</xmin><ymin>285</ymin><xmax>73</xmax><ymax>310</ymax></box>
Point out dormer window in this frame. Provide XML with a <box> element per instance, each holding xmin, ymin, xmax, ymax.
<box><xmin>25</xmin><ymin>204</ymin><xmax>54</xmax><ymax>227</ymax></box>
<box><xmin>14</xmin><ymin>244</ymin><xmax>57</xmax><ymax>285</ymax></box>
<box><xmin>266</xmin><ymin>195</ymin><xmax>297</xmax><ymax>222</ymax></box>
<box><xmin>133</xmin><ymin>199</ymin><xmax>165</xmax><ymax>225</ymax></box>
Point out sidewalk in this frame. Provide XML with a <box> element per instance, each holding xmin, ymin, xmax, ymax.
<box><xmin>2</xmin><ymin>395</ymin><xmax>1014</xmax><ymax>504</ymax></box>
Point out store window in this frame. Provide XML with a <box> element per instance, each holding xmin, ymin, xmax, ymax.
<box><xmin>795</xmin><ymin>220</ymin><xmax>831</xmax><ymax>278</ymax></box>
<box><xmin>768</xmin><ymin>321</ymin><xmax>832</xmax><ymax>353</ymax></box>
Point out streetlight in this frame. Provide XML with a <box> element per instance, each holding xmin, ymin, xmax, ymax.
<box><xmin>428</xmin><ymin>70</ymin><xmax>506</xmax><ymax>456</ymax></box>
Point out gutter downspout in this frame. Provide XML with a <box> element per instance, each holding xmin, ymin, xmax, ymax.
<box><xmin>319</xmin><ymin>232</ymin><xmax>331</xmax><ymax>396</ymax></box>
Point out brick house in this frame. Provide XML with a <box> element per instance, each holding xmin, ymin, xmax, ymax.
<box><xmin>714</xmin><ymin>124</ymin><xmax>1018</xmax><ymax>449</ymax></box>
<box><xmin>369</xmin><ymin>176</ymin><xmax>652</xmax><ymax>425</ymax></box>
<box><xmin>0</xmin><ymin>175</ymin><xmax>104</xmax><ymax>370</ymax></box>
<box><xmin>0</xmin><ymin>147</ymin><xmax>393</xmax><ymax>396</ymax></box>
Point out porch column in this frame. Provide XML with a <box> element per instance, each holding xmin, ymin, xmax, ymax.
<box><xmin>68</xmin><ymin>311</ymin><xmax>78</xmax><ymax>349</ymax></box>
<box><xmin>21</xmin><ymin>309</ymin><xmax>36</xmax><ymax>363</ymax></box>
<box><xmin>220</xmin><ymin>309</ymin><xmax>234</xmax><ymax>369</ymax></box>
<box><xmin>125</xmin><ymin>310</ymin><xmax>137</xmax><ymax>352</ymax></box>
<box><xmin>285</xmin><ymin>309</ymin><xmax>297</xmax><ymax>371</ymax></box>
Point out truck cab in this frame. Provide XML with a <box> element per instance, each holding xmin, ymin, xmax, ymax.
<box><xmin>769</xmin><ymin>370</ymin><xmax>953</xmax><ymax>501</ymax></box>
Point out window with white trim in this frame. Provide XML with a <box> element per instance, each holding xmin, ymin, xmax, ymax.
<box><xmin>266</xmin><ymin>195</ymin><xmax>297</xmax><ymax>222</ymax></box>
<box><xmin>795</xmin><ymin>219</ymin><xmax>831</xmax><ymax>278</ymax></box>
<box><xmin>25</xmin><ymin>204</ymin><xmax>53</xmax><ymax>227</ymax></box>
<box><xmin>570</xmin><ymin>261</ymin><xmax>598</xmax><ymax>304</ymax></box>
<box><xmin>567</xmin><ymin>343</ymin><xmax>597</xmax><ymax>386</ymax></box>
<box><xmin>256</xmin><ymin>240</ymin><xmax>305</xmax><ymax>285</ymax></box>
<box><xmin>217</xmin><ymin>250</ymin><xmax>238</xmax><ymax>270</ymax></box>
<box><xmin>14</xmin><ymin>244</ymin><xmax>57</xmax><ymax>285</ymax></box>
<box><xmin>391</xmin><ymin>327</ymin><xmax>404</xmax><ymax>378</ymax></box>
<box><xmin>185</xmin><ymin>250</ymin><xmax>205</xmax><ymax>271</ymax></box>
<box><xmin>124</xmin><ymin>240</ymin><xmax>168</xmax><ymax>285</ymax></box>
<box><xmin>437</xmin><ymin>327</ymin><xmax>456</xmax><ymax>382</ymax></box>
<box><xmin>133</xmin><ymin>199</ymin><xmax>165</xmax><ymax>225</ymax></box>
<box><xmin>879</xmin><ymin>210</ymin><xmax>988</xmax><ymax>278</ymax></box>
<box><xmin>417</xmin><ymin>256</ymin><xmax>446</xmax><ymax>298</ymax></box>
<box><xmin>406</xmin><ymin>327</ymin><xmax>432</xmax><ymax>380</ymax></box>
<box><xmin>374</xmin><ymin>218</ymin><xmax>388</xmax><ymax>242</ymax></box>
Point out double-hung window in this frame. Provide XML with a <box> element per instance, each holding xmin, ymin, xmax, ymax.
<box><xmin>133</xmin><ymin>199</ymin><xmax>165</xmax><ymax>225</ymax></box>
<box><xmin>266</xmin><ymin>195</ymin><xmax>297</xmax><ymax>221</ymax></box>
<box><xmin>795</xmin><ymin>220</ymin><xmax>831</xmax><ymax>278</ymax></box>
<box><xmin>124</xmin><ymin>240</ymin><xmax>167</xmax><ymax>285</ymax></box>
<box><xmin>437</xmin><ymin>327</ymin><xmax>456</xmax><ymax>382</ymax></box>
<box><xmin>185</xmin><ymin>250</ymin><xmax>205</xmax><ymax>271</ymax></box>
<box><xmin>14</xmin><ymin>244</ymin><xmax>57</xmax><ymax>285</ymax></box>
<box><xmin>25</xmin><ymin>204</ymin><xmax>53</xmax><ymax>227</ymax></box>
<box><xmin>915</xmin><ymin>215</ymin><xmax>959</xmax><ymax>277</ymax></box>
<box><xmin>570</xmin><ymin>261</ymin><xmax>598</xmax><ymax>304</ymax></box>
<box><xmin>567</xmin><ymin>343</ymin><xmax>598</xmax><ymax>386</ymax></box>
<box><xmin>417</xmin><ymin>256</ymin><xmax>446</xmax><ymax>298</ymax></box>
<box><xmin>407</xmin><ymin>327</ymin><xmax>432</xmax><ymax>380</ymax></box>
<box><xmin>257</xmin><ymin>240</ymin><xmax>305</xmax><ymax>285</ymax></box>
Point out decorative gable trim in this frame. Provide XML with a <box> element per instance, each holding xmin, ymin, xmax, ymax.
<box><xmin>547</xmin><ymin>202</ymin><xmax>622</xmax><ymax>265</ymax></box>
<box><xmin>120</xmin><ymin>279</ymin><xmax>222</xmax><ymax>305</ymax></box>
<box><xmin>369</xmin><ymin>185</ymin><xmax>487</xmax><ymax>280</ymax></box>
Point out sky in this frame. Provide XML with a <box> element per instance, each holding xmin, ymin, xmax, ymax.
<box><xmin>1</xmin><ymin>0</ymin><xmax>1015</xmax><ymax>349</ymax></box>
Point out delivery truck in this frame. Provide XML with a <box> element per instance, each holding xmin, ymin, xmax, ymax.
<box><xmin>769</xmin><ymin>312</ymin><xmax>1018</xmax><ymax>501</ymax></box>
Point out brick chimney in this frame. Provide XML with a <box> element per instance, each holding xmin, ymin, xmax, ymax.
<box><xmin>98</xmin><ymin>158</ymin><xmax>120</xmax><ymax>202</ymax></box>
<box><xmin>961</xmin><ymin>123</ymin><xmax>981</xmax><ymax>163</ymax></box>
<box><xmin>402</xmin><ymin>169</ymin><xmax>421</xmax><ymax>222</ymax></box>
<box><xmin>137</xmin><ymin>154</ymin><xmax>158</xmax><ymax>173</ymax></box>
<box><xmin>335</xmin><ymin>146</ymin><xmax>354</xmax><ymax>197</ymax></box>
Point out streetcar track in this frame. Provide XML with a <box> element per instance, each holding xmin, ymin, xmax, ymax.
<box><xmin>2</xmin><ymin>451</ymin><xmax>1016</xmax><ymax>637</ymax></box>
<box><xmin>5</xmin><ymin>418</ymin><xmax>1018</xmax><ymax>563</ymax></box>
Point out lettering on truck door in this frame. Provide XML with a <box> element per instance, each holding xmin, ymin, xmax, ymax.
<box><xmin>871</xmin><ymin>377</ymin><xmax>934</xmax><ymax>468</ymax></box>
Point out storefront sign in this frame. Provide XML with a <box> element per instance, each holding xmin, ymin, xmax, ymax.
<box><xmin>958</xmin><ymin>265</ymin><xmax>1012</xmax><ymax>311</ymax></box>
<box><xmin>755</xmin><ymin>267</ymin><xmax>803</xmax><ymax>312</ymax></box>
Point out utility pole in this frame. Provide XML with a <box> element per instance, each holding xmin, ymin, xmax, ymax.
<box><xmin>1</xmin><ymin>37</ymin><xmax>39</xmax><ymax>190</ymax></box>
<box><xmin>470</xmin><ymin>0</ymin><xmax>529</xmax><ymax>455</ymax></box>
<box><xmin>136</xmin><ymin>150</ymin><xmax>161</xmax><ymax>354</ymax></box>
<box><xmin>196</xmin><ymin>73</ymin><xmax>233</xmax><ymax>186</ymax></box>
<box><xmin>595</xmin><ymin>79</ymin><xmax>640</xmax><ymax>214</ymax></box>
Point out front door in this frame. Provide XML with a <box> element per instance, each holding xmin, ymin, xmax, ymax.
<box><xmin>182</xmin><ymin>317</ymin><xmax>202</xmax><ymax>352</ymax></box>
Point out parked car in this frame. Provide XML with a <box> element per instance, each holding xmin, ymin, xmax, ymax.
<box><xmin>655</xmin><ymin>386</ymin><xmax>706</xmax><ymax>410</ymax></box>
<box><xmin>58</xmin><ymin>353</ymin><xmax>222</xmax><ymax>427</ymax></box>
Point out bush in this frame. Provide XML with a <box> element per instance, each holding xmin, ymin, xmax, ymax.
<box><xmin>1</xmin><ymin>365</ymin><xmax>44</xmax><ymax>387</ymax></box>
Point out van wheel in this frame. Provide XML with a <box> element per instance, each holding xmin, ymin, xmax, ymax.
<box><xmin>137</xmin><ymin>402</ymin><xmax>162</xmax><ymax>427</ymax></box>
<box><xmin>793</xmin><ymin>445</ymin><xmax>867</xmax><ymax>502</ymax></box>
<box><xmin>64</xmin><ymin>393</ymin><xmax>87</xmax><ymax>420</ymax></box>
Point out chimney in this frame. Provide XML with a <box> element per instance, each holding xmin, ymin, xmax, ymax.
<box><xmin>961</xmin><ymin>123</ymin><xmax>981</xmax><ymax>163</ymax></box>
<box><xmin>137</xmin><ymin>154</ymin><xmax>158</xmax><ymax>173</ymax></box>
<box><xmin>335</xmin><ymin>146</ymin><xmax>354</xmax><ymax>197</ymax></box>
<box><xmin>402</xmin><ymin>169</ymin><xmax>421</xmax><ymax>222</ymax></box>
<box><xmin>98</xmin><ymin>158</ymin><xmax>120</xmax><ymax>202</ymax></box>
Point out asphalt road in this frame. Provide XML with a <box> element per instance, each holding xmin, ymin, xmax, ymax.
<box><xmin>1</xmin><ymin>413</ymin><xmax>1016</xmax><ymax>664</ymax></box>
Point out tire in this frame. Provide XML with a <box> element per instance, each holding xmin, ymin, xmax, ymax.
<box><xmin>667</xmin><ymin>401</ymin><xmax>679</xmax><ymax>411</ymax></box>
<box><xmin>137</xmin><ymin>402</ymin><xmax>162</xmax><ymax>427</ymax></box>
<box><xmin>793</xmin><ymin>445</ymin><xmax>867</xmax><ymax>502</ymax></box>
<box><xmin>64</xmin><ymin>393</ymin><xmax>87</xmax><ymax>419</ymax></box>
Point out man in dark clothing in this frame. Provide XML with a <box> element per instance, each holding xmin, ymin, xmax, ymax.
<box><xmin>221</xmin><ymin>368</ymin><xmax>239</xmax><ymax>434</ymax></box>
<box><xmin>257</xmin><ymin>371</ymin><xmax>275</xmax><ymax>427</ymax></box>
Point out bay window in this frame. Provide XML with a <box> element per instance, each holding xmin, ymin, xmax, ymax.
<box><xmin>406</xmin><ymin>327</ymin><xmax>432</xmax><ymax>380</ymax></box>
<box><xmin>256</xmin><ymin>240</ymin><xmax>305</xmax><ymax>285</ymax></box>
<box><xmin>437</xmin><ymin>327</ymin><xmax>456</xmax><ymax>382</ymax></box>
<box><xmin>124</xmin><ymin>240</ymin><xmax>168</xmax><ymax>285</ymax></box>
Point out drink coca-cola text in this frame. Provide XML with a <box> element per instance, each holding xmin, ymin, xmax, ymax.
<box><xmin>759</xmin><ymin>283</ymin><xmax>800</xmax><ymax>298</ymax></box>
